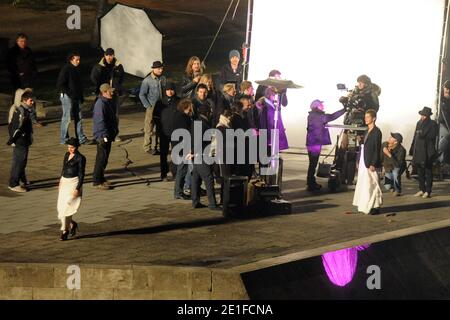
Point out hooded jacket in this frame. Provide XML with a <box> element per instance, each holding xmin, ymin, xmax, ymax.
<box><xmin>90</xmin><ymin>57</ymin><xmax>125</xmax><ymax>95</ymax></box>
<box><xmin>8</xmin><ymin>90</ymin><xmax>33</xmax><ymax>147</ymax></box>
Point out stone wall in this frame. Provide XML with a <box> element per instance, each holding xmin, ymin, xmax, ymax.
<box><xmin>0</xmin><ymin>263</ymin><xmax>248</xmax><ymax>300</ymax></box>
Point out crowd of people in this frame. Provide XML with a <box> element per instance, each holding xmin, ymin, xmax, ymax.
<box><xmin>4</xmin><ymin>32</ymin><xmax>446</xmax><ymax>240</ymax></box>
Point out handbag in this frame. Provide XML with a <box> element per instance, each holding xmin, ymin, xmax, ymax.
<box><xmin>317</xmin><ymin>162</ymin><xmax>331</xmax><ymax>178</ymax></box>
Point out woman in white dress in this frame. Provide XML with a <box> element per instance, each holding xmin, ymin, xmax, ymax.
<box><xmin>353</xmin><ymin>109</ymin><xmax>383</xmax><ymax>214</ymax></box>
<box><xmin>57</xmin><ymin>137</ymin><xmax>86</xmax><ymax>240</ymax></box>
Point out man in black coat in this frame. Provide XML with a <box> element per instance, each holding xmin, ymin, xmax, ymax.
<box><xmin>172</xmin><ymin>99</ymin><xmax>194</xmax><ymax>200</ymax></box>
<box><xmin>6</xmin><ymin>33</ymin><xmax>37</xmax><ymax>91</ymax></box>
<box><xmin>188</xmin><ymin>105</ymin><xmax>220</xmax><ymax>210</ymax></box>
<box><xmin>306</xmin><ymin>100</ymin><xmax>346</xmax><ymax>191</ymax></box>
<box><xmin>57</xmin><ymin>51</ymin><xmax>92</xmax><ymax>145</ymax></box>
<box><xmin>409</xmin><ymin>107</ymin><xmax>439</xmax><ymax>198</ymax></box>
<box><xmin>90</xmin><ymin>48</ymin><xmax>125</xmax><ymax>140</ymax></box>
<box><xmin>154</xmin><ymin>81</ymin><xmax>180</xmax><ymax>181</ymax></box>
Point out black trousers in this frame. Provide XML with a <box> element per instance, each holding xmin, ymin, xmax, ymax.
<box><xmin>174</xmin><ymin>162</ymin><xmax>188</xmax><ymax>197</ymax></box>
<box><xmin>192</xmin><ymin>163</ymin><xmax>217</xmax><ymax>208</ymax></box>
<box><xmin>307</xmin><ymin>151</ymin><xmax>320</xmax><ymax>186</ymax></box>
<box><xmin>9</xmin><ymin>145</ymin><xmax>29</xmax><ymax>187</ymax></box>
<box><xmin>416</xmin><ymin>163</ymin><xmax>433</xmax><ymax>194</ymax></box>
<box><xmin>160</xmin><ymin>134</ymin><xmax>171</xmax><ymax>178</ymax></box>
<box><xmin>93</xmin><ymin>140</ymin><xmax>112</xmax><ymax>185</ymax></box>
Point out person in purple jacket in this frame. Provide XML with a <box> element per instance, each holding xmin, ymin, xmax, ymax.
<box><xmin>92</xmin><ymin>83</ymin><xmax>118</xmax><ymax>190</ymax></box>
<box><xmin>306</xmin><ymin>100</ymin><xmax>345</xmax><ymax>191</ymax></box>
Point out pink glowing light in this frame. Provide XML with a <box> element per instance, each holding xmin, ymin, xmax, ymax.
<box><xmin>322</xmin><ymin>244</ymin><xmax>370</xmax><ymax>287</ymax></box>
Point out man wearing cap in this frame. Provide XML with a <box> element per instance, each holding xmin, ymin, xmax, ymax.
<box><xmin>90</xmin><ymin>48</ymin><xmax>125</xmax><ymax>140</ymax></box>
<box><xmin>409</xmin><ymin>107</ymin><xmax>439</xmax><ymax>198</ymax></box>
<box><xmin>306</xmin><ymin>100</ymin><xmax>346</xmax><ymax>191</ymax></box>
<box><xmin>139</xmin><ymin>61</ymin><xmax>166</xmax><ymax>155</ymax></box>
<box><xmin>219</xmin><ymin>50</ymin><xmax>243</xmax><ymax>93</ymax></box>
<box><xmin>92</xmin><ymin>83</ymin><xmax>119</xmax><ymax>190</ymax></box>
<box><xmin>381</xmin><ymin>133</ymin><xmax>407</xmax><ymax>196</ymax></box>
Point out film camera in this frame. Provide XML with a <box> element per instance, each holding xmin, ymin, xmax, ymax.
<box><xmin>337</xmin><ymin>84</ymin><xmax>366</xmax><ymax>126</ymax></box>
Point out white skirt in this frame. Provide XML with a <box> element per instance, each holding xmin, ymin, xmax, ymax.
<box><xmin>57</xmin><ymin>177</ymin><xmax>82</xmax><ymax>219</ymax></box>
<box><xmin>352</xmin><ymin>145</ymin><xmax>383</xmax><ymax>214</ymax></box>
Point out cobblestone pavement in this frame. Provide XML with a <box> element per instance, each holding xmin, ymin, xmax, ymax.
<box><xmin>0</xmin><ymin>111</ymin><xmax>449</xmax><ymax>268</ymax></box>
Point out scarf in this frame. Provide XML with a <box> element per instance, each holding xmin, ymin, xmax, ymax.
<box><xmin>217</xmin><ymin>115</ymin><xmax>231</xmax><ymax>128</ymax></box>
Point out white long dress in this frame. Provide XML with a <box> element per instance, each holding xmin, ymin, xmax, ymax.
<box><xmin>57</xmin><ymin>176</ymin><xmax>82</xmax><ymax>220</ymax></box>
<box><xmin>352</xmin><ymin>145</ymin><xmax>383</xmax><ymax>214</ymax></box>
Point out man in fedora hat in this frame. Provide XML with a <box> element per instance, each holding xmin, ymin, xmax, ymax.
<box><xmin>381</xmin><ymin>132</ymin><xmax>407</xmax><ymax>196</ymax></box>
<box><xmin>409</xmin><ymin>107</ymin><xmax>439</xmax><ymax>198</ymax></box>
<box><xmin>139</xmin><ymin>60</ymin><xmax>166</xmax><ymax>155</ymax></box>
<box><xmin>92</xmin><ymin>83</ymin><xmax>118</xmax><ymax>190</ymax></box>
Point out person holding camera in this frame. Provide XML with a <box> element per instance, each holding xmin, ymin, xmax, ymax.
<box><xmin>306</xmin><ymin>100</ymin><xmax>345</xmax><ymax>191</ymax></box>
<box><xmin>339</xmin><ymin>75</ymin><xmax>381</xmax><ymax>148</ymax></box>
<box><xmin>92</xmin><ymin>84</ymin><xmax>119</xmax><ymax>190</ymax></box>
<box><xmin>409</xmin><ymin>107</ymin><xmax>439</xmax><ymax>198</ymax></box>
<box><xmin>381</xmin><ymin>133</ymin><xmax>407</xmax><ymax>196</ymax></box>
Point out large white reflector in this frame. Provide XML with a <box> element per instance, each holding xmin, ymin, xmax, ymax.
<box><xmin>100</xmin><ymin>4</ymin><xmax>162</xmax><ymax>78</ymax></box>
<box><xmin>248</xmin><ymin>0</ymin><xmax>446</xmax><ymax>148</ymax></box>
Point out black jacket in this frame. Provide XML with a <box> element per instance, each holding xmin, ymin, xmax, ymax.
<box><xmin>172</xmin><ymin>111</ymin><xmax>192</xmax><ymax>148</ymax></box>
<box><xmin>192</xmin><ymin>96</ymin><xmax>214</xmax><ymax>121</ymax></box>
<box><xmin>306</xmin><ymin>108</ymin><xmax>346</xmax><ymax>146</ymax></box>
<box><xmin>219</xmin><ymin>64</ymin><xmax>243</xmax><ymax>90</ymax></box>
<box><xmin>61</xmin><ymin>151</ymin><xmax>86</xmax><ymax>191</ymax></box>
<box><xmin>181</xmin><ymin>74</ymin><xmax>199</xmax><ymax>98</ymax></box>
<box><xmin>191</xmin><ymin>115</ymin><xmax>212</xmax><ymax>156</ymax></box>
<box><xmin>6</xmin><ymin>45</ymin><xmax>37</xmax><ymax>89</ymax></box>
<box><xmin>363</xmin><ymin>126</ymin><xmax>382</xmax><ymax>168</ymax></box>
<box><xmin>439</xmin><ymin>96</ymin><xmax>450</xmax><ymax>128</ymax></box>
<box><xmin>243</xmin><ymin>107</ymin><xmax>259</xmax><ymax>130</ymax></box>
<box><xmin>212</xmin><ymin>92</ymin><xmax>234</xmax><ymax>127</ymax></box>
<box><xmin>154</xmin><ymin>95</ymin><xmax>181</xmax><ymax>137</ymax></box>
<box><xmin>409</xmin><ymin>118</ymin><xmax>439</xmax><ymax>165</ymax></box>
<box><xmin>57</xmin><ymin>63</ymin><xmax>84</xmax><ymax>102</ymax></box>
<box><xmin>7</xmin><ymin>104</ymin><xmax>33</xmax><ymax>147</ymax></box>
<box><xmin>90</xmin><ymin>57</ymin><xmax>125</xmax><ymax>95</ymax></box>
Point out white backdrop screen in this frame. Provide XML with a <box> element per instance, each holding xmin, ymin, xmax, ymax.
<box><xmin>248</xmin><ymin>0</ymin><xmax>446</xmax><ymax>148</ymax></box>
